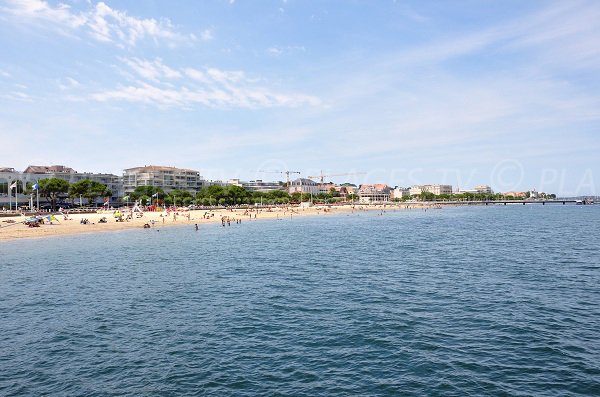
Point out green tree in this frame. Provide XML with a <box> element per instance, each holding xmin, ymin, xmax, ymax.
<box><xmin>290</xmin><ymin>192</ymin><xmax>302</xmax><ymax>202</ymax></box>
<box><xmin>38</xmin><ymin>178</ymin><xmax>70</xmax><ymax>211</ymax></box>
<box><xmin>419</xmin><ymin>192</ymin><xmax>435</xmax><ymax>201</ymax></box>
<box><xmin>224</xmin><ymin>185</ymin><xmax>249</xmax><ymax>205</ymax></box>
<box><xmin>169</xmin><ymin>189</ymin><xmax>193</xmax><ymax>206</ymax></box>
<box><xmin>205</xmin><ymin>185</ymin><xmax>225</xmax><ymax>201</ymax></box>
<box><xmin>86</xmin><ymin>181</ymin><xmax>112</xmax><ymax>206</ymax></box>
<box><xmin>130</xmin><ymin>186</ymin><xmax>165</xmax><ymax>203</ymax></box>
<box><xmin>69</xmin><ymin>179</ymin><xmax>90</xmax><ymax>206</ymax></box>
<box><xmin>68</xmin><ymin>179</ymin><xmax>111</xmax><ymax>206</ymax></box>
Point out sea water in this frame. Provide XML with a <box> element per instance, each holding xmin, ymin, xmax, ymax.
<box><xmin>1</xmin><ymin>205</ymin><xmax>599</xmax><ymax>396</ymax></box>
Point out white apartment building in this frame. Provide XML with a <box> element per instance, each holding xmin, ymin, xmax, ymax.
<box><xmin>358</xmin><ymin>184</ymin><xmax>392</xmax><ymax>203</ymax></box>
<box><xmin>474</xmin><ymin>185</ymin><xmax>493</xmax><ymax>194</ymax></box>
<box><xmin>228</xmin><ymin>179</ymin><xmax>284</xmax><ymax>193</ymax></box>
<box><xmin>288</xmin><ymin>178</ymin><xmax>320</xmax><ymax>195</ymax></box>
<box><xmin>1</xmin><ymin>165</ymin><xmax>123</xmax><ymax>207</ymax></box>
<box><xmin>392</xmin><ymin>187</ymin><xmax>410</xmax><ymax>199</ymax></box>
<box><xmin>410</xmin><ymin>184</ymin><xmax>453</xmax><ymax>196</ymax></box>
<box><xmin>122</xmin><ymin>165</ymin><xmax>205</xmax><ymax>193</ymax></box>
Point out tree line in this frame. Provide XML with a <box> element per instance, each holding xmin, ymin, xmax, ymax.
<box><xmin>7</xmin><ymin>177</ymin><xmax>557</xmax><ymax>211</ymax></box>
<box><xmin>129</xmin><ymin>184</ymin><xmax>295</xmax><ymax>206</ymax></box>
<box><xmin>127</xmin><ymin>184</ymin><xmax>361</xmax><ymax>206</ymax></box>
<box><xmin>13</xmin><ymin>178</ymin><xmax>112</xmax><ymax>211</ymax></box>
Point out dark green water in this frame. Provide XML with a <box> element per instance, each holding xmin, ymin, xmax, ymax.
<box><xmin>1</xmin><ymin>206</ymin><xmax>599</xmax><ymax>396</ymax></box>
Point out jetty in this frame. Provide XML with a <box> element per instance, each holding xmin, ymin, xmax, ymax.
<box><xmin>420</xmin><ymin>200</ymin><xmax>587</xmax><ymax>206</ymax></box>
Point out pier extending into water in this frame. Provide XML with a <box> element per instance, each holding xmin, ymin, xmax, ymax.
<box><xmin>422</xmin><ymin>199</ymin><xmax>587</xmax><ymax>206</ymax></box>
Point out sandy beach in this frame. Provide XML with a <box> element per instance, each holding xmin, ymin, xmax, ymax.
<box><xmin>0</xmin><ymin>204</ymin><xmax>420</xmax><ymax>242</ymax></box>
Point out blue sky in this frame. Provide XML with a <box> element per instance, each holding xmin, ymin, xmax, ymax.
<box><xmin>0</xmin><ymin>0</ymin><xmax>599</xmax><ymax>195</ymax></box>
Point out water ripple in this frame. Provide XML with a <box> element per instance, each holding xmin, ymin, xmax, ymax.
<box><xmin>1</xmin><ymin>206</ymin><xmax>599</xmax><ymax>396</ymax></box>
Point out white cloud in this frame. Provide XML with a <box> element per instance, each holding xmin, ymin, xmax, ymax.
<box><xmin>4</xmin><ymin>0</ymin><xmax>87</xmax><ymax>28</ymax></box>
<box><xmin>299</xmin><ymin>2</ymin><xmax>600</xmax><ymax>162</ymax></box>
<box><xmin>266</xmin><ymin>45</ymin><xmax>306</xmax><ymax>56</ymax></box>
<box><xmin>0</xmin><ymin>69</ymin><xmax>12</xmax><ymax>78</ymax></box>
<box><xmin>200</xmin><ymin>29</ymin><xmax>214</xmax><ymax>41</ymax></box>
<box><xmin>58</xmin><ymin>76</ymin><xmax>81</xmax><ymax>90</ymax></box>
<box><xmin>120</xmin><ymin>57</ymin><xmax>182</xmax><ymax>82</ymax></box>
<box><xmin>1</xmin><ymin>91</ymin><xmax>32</xmax><ymax>102</ymax></box>
<box><xmin>387</xmin><ymin>1</ymin><xmax>600</xmax><ymax>70</ymax></box>
<box><xmin>91</xmin><ymin>57</ymin><xmax>321</xmax><ymax>109</ymax></box>
<box><xmin>184</xmin><ymin>68</ymin><xmax>208</xmax><ymax>83</ymax></box>
<box><xmin>2</xmin><ymin>0</ymin><xmax>195</xmax><ymax>47</ymax></box>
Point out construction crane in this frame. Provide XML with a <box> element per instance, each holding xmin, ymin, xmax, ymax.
<box><xmin>307</xmin><ymin>171</ymin><xmax>365</xmax><ymax>184</ymax></box>
<box><xmin>258</xmin><ymin>170</ymin><xmax>301</xmax><ymax>186</ymax></box>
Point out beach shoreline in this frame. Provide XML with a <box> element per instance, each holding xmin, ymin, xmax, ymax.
<box><xmin>0</xmin><ymin>204</ymin><xmax>427</xmax><ymax>242</ymax></box>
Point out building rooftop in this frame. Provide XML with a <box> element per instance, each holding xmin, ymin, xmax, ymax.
<box><xmin>24</xmin><ymin>165</ymin><xmax>76</xmax><ymax>173</ymax></box>
<box><xmin>359</xmin><ymin>184</ymin><xmax>390</xmax><ymax>192</ymax></box>
<box><xmin>291</xmin><ymin>178</ymin><xmax>318</xmax><ymax>185</ymax></box>
<box><xmin>123</xmin><ymin>165</ymin><xmax>199</xmax><ymax>173</ymax></box>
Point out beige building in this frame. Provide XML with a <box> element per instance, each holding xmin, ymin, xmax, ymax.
<box><xmin>1</xmin><ymin>165</ymin><xmax>122</xmax><ymax>207</ymax></box>
<box><xmin>358</xmin><ymin>184</ymin><xmax>392</xmax><ymax>203</ymax></box>
<box><xmin>288</xmin><ymin>178</ymin><xmax>320</xmax><ymax>195</ymax></box>
<box><xmin>123</xmin><ymin>165</ymin><xmax>205</xmax><ymax>193</ymax></box>
<box><xmin>392</xmin><ymin>187</ymin><xmax>410</xmax><ymax>199</ymax></box>
<box><xmin>474</xmin><ymin>185</ymin><xmax>493</xmax><ymax>194</ymax></box>
<box><xmin>410</xmin><ymin>184</ymin><xmax>453</xmax><ymax>196</ymax></box>
<box><xmin>228</xmin><ymin>178</ymin><xmax>284</xmax><ymax>193</ymax></box>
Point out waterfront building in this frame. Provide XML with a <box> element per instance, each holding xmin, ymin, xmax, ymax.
<box><xmin>358</xmin><ymin>184</ymin><xmax>392</xmax><ymax>203</ymax></box>
<box><xmin>24</xmin><ymin>165</ymin><xmax>76</xmax><ymax>174</ymax></box>
<box><xmin>392</xmin><ymin>187</ymin><xmax>410</xmax><ymax>200</ymax></box>
<box><xmin>228</xmin><ymin>179</ymin><xmax>284</xmax><ymax>193</ymax></box>
<box><xmin>339</xmin><ymin>184</ymin><xmax>358</xmax><ymax>197</ymax></box>
<box><xmin>410</xmin><ymin>184</ymin><xmax>453</xmax><ymax>196</ymax></box>
<box><xmin>122</xmin><ymin>165</ymin><xmax>205</xmax><ymax>193</ymax></box>
<box><xmin>474</xmin><ymin>185</ymin><xmax>493</xmax><ymax>194</ymax></box>
<box><xmin>1</xmin><ymin>165</ymin><xmax>123</xmax><ymax>207</ymax></box>
<box><xmin>288</xmin><ymin>178</ymin><xmax>320</xmax><ymax>195</ymax></box>
<box><xmin>456</xmin><ymin>185</ymin><xmax>494</xmax><ymax>195</ymax></box>
<box><xmin>318</xmin><ymin>183</ymin><xmax>337</xmax><ymax>195</ymax></box>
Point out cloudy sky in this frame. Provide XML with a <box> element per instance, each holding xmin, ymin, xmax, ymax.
<box><xmin>0</xmin><ymin>0</ymin><xmax>598</xmax><ymax>195</ymax></box>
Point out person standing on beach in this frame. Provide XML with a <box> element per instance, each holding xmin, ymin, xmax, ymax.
<box><xmin>195</xmin><ymin>224</ymin><xmax>198</xmax><ymax>231</ymax></box>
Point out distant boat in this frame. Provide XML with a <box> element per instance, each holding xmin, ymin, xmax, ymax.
<box><xmin>576</xmin><ymin>200</ymin><xmax>583</xmax><ymax>205</ymax></box>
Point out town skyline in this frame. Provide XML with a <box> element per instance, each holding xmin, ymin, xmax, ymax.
<box><xmin>0</xmin><ymin>163</ymin><xmax>570</xmax><ymax>199</ymax></box>
<box><xmin>1</xmin><ymin>1</ymin><xmax>599</xmax><ymax>195</ymax></box>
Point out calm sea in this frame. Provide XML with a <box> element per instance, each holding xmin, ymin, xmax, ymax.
<box><xmin>1</xmin><ymin>205</ymin><xmax>599</xmax><ymax>396</ymax></box>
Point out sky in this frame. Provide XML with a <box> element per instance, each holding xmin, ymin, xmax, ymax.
<box><xmin>0</xmin><ymin>0</ymin><xmax>599</xmax><ymax>195</ymax></box>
